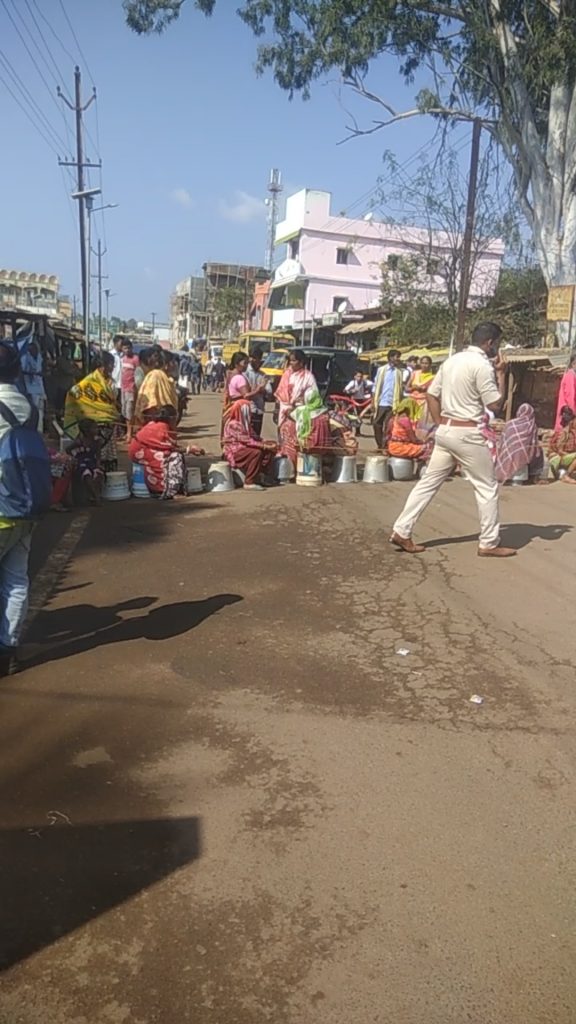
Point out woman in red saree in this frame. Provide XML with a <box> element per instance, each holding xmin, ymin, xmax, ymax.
<box><xmin>222</xmin><ymin>399</ymin><xmax>276</xmax><ymax>490</ymax></box>
<box><xmin>129</xmin><ymin>405</ymin><xmax>204</xmax><ymax>499</ymax></box>
<box><xmin>275</xmin><ymin>349</ymin><xmax>331</xmax><ymax>468</ymax></box>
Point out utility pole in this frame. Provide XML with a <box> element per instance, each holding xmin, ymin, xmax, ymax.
<box><xmin>455</xmin><ymin>118</ymin><xmax>482</xmax><ymax>351</ymax></box>
<box><xmin>58</xmin><ymin>67</ymin><xmax>98</xmax><ymax>350</ymax></box>
<box><xmin>92</xmin><ymin>239</ymin><xmax>108</xmax><ymax>350</ymax></box>
<box><xmin>151</xmin><ymin>312</ymin><xmax>156</xmax><ymax>339</ymax></box>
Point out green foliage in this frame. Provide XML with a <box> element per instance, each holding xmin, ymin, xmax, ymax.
<box><xmin>211</xmin><ymin>286</ymin><xmax>246</xmax><ymax>334</ymax></box>
<box><xmin>123</xmin><ymin>0</ymin><xmax>214</xmax><ymax>34</ymax></box>
<box><xmin>472</xmin><ymin>265</ymin><xmax>546</xmax><ymax>346</ymax></box>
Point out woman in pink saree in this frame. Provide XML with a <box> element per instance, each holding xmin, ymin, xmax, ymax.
<box><xmin>275</xmin><ymin>350</ymin><xmax>331</xmax><ymax>468</ymax></box>
<box><xmin>555</xmin><ymin>355</ymin><xmax>576</xmax><ymax>430</ymax></box>
<box><xmin>222</xmin><ymin>399</ymin><xmax>276</xmax><ymax>490</ymax></box>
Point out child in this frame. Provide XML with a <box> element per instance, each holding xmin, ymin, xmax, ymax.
<box><xmin>70</xmin><ymin>419</ymin><xmax>105</xmax><ymax>505</ymax></box>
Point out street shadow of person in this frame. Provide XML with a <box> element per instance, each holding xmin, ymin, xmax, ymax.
<box><xmin>25</xmin><ymin>593</ymin><xmax>243</xmax><ymax>668</ymax></box>
<box><xmin>0</xmin><ymin>815</ymin><xmax>200</xmax><ymax>970</ymax></box>
<box><xmin>423</xmin><ymin>524</ymin><xmax>572</xmax><ymax>550</ymax></box>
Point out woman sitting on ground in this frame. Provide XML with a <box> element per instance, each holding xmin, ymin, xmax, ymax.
<box><xmin>129</xmin><ymin>405</ymin><xmax>204</xmax><ymax>499</ymax></box>
<box><xmin>134</xmin><ymin>347</ymin><xmax>179</xmax><ymax>427</ymax></box>
<box><xmin>69</xmin><ymin>419</ymin><xmax>105</xmax><ymax>505</ymax></box>
<box><xmin>222</xmin><ymin>398</ymin><xmax>276</xmax><ymax>491</ymax></box>
<box><xmin>64</xmin><ymin>351</ymin><xmax>120</xmax><ymax>470</ymax></box>
<box><xmin>548</xmin><ymin>406</ymin><xmax>576</xmax><ymax>482</ymax></box>
<box><xmin>275</xmin><ymin>349</ymin><xmax>332</xmax><ymax>469</ymax></box>
<box><xmin>387</xmin><ymin>400</ymin><xmax>432</xmax><ymax>461</ymax></box>
<box><xmin>493</xmin><ymin>402</ymin><xmax>539</xmax><ymax>482</ymax></box>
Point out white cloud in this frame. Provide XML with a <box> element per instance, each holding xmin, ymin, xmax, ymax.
<box><xmin>219</xmin><ymin>190</ymin><xmax>266</xmax><ymax>224</ymax></box>
<box><xmin>170</xmin><ymin>187</ymin><xmax>194</xmax><ymax>209</ymax></box>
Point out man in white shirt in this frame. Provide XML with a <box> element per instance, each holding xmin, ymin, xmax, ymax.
<box><xmin>390</xmin><ymin>322</ymin><xmax>516</xmax><ymax>558</ymax></box>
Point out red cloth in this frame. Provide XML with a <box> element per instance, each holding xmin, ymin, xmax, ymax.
<box><xmin>555</xmin><ymin>368</ymin><xmax>576</xmax><ymax>430</ymax></box>
<box><xmin>129</xmin><ymin>420</ymin><xmax>179</xmax><ymax>494</ymax></box>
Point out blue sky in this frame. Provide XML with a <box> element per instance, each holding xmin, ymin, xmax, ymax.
<box><xmin>0</xmin><ymin>0</ymin><xmax>463</xmax><ymax>320</ymax></box>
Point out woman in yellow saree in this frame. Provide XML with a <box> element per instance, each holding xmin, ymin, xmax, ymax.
<box><xmin>63</xmin><ymin>352</ymin><xmax>119</xmax><ymax>435</ymax></box>
<box><xmin>134</xmin><ymin>347</ymin><xmax>179</xmax><ymax>426</ymax></box>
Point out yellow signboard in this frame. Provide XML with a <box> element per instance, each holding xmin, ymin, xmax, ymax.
<box><xmin>547</xmin><ymin>285</ymin><xmax>575</xmax><ymax>322</ymax></box>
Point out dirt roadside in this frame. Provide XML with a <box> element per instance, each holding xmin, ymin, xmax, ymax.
<box><xmin>0</xmin><ymin>394</ymin><xmax>575</xmax><ymax>1024</ymax></box>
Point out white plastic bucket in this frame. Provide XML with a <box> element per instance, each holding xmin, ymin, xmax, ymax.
<box><xmin>131</xmin><ymin>462</ymin><xmax>150</xmax><ymax>498</ymax></box>
<box><xmin>206</xmin><ymin>461</ymin><xmax>235</xmax><ymax>493</ymax></box>
<box><xmin>511</xmin><ymin>464</ymin><xmax>529</xmax><ymax>485</ymax></box>
<box><xmin>296</xmin><ymin>453</ymin><xmax>322</xmax><ymax>487</ymax></box>
<box><xmin>332</xmin><ymin>454</ymin><xmax>357</xmax><ymax>484</ymax></box>
<box><xmin>363</xmin><ymin>454</ymin><xmax>388</xmax><ymax>483</ymax></box>
<box><xmin>389</xmin><ymin>457</ymin><xmax>415</xmax><ymax>481</ymax></box>
<box><xmin>186</xmin><ymin>466</ymin><xmax>204</xmax><ymax>494</ymax></box>
<box><xmin>103</xmin><ymin>471</ymin><xmax>130</xmax><ymax>501</ymax></box>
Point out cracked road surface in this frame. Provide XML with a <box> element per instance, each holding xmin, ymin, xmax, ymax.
<box><xmin>0</xmin><ymin>395</ymin><xmax>575</xmax><ymax>1023</ymax></box>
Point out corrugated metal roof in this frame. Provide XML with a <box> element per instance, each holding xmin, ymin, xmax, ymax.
<box><xmin>338</xmin><ymin>318</ymin><xmax>391</xmax><ymax>335</ymax></box>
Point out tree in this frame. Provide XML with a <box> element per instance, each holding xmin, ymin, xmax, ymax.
<box><xmin>377</xmin><ymin>143</ymin><xmax>514</xmax><ymax>314</ymax></box>
<box><xmin>124</xmin><ymin>0</ymin><xmax>576</xmax><ymax>329</ymax></box>
<box><xmin>210</xmin><ymin>285</ymin><xmax>246</xmax><ymax>336</ymax></box>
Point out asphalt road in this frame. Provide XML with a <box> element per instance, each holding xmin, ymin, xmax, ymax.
<box><xmin>1</xmin><ymin>393</ymin><xmax>575</xmax><ymax>1024</ymax></box>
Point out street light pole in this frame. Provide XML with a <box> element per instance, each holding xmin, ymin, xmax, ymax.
<box><xmin>151</xmin><ymin>312</ymin><xmax>156</xmax><ymax>340</ymax></box>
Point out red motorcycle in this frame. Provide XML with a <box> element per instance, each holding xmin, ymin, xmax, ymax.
<box><xmin>328</xmin><ymin>393</ymin><xmax>373</xmax><ymax>436</ymax></box>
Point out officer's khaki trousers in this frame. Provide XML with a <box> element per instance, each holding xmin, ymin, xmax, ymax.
<box><xmin>392</xmin><ymin>425</ymin><xmax>500</xmax><ymax>549</ymax></box>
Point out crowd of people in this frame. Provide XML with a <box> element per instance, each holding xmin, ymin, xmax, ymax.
<box><xmin>2</xmin><ymin>322</ymin><xmax>576</xmax><ymax>675</ymax></box>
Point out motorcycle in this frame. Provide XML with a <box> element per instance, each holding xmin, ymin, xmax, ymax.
<box><xmin>327</xmin><ymin>393</ymin><xmax>372</xmax><ymax>436</ymax></box>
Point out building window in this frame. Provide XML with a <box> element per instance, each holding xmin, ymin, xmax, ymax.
<box><xmin>289</xmin><ymin>238</ymin><xmax>300</xmax><ymax>260</ymax></box>
<box><xmin>336</xmin><ymin>248</ymin><xmax>349</xmax><ymax>265</ymax></box>
<box><xmin>332</xmin><ymin>296</ymin><xmax>348</xmax><ymax>312</ymax></box>
<box><xmin>387</xmin><ymin>254</ymin><xmax>399</xmax><ymax>270</ymax></box>
<box><xmin>426</xmin><ymin>257</ymin><xmax>440</xmax><ymax>276</ymax></box>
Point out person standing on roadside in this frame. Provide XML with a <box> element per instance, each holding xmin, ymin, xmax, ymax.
<box><xmin>0</xmin><ymin>342</ymin><xmax>51</xmax><ymax>675</ymax></box>
<box><xmin>120</xmin><ymin>339</ymin><xmax>139</xmax><ymax>440</ymax></box>
<box><xmin>372</xmin><ymin>349</ymin><xmax>403</xmax><ymax>451</ymax></box>
<box><xmin>20</xmin><ymin>339</ymin><xmax>46</xmax><ymax>433</ymax></box>
<box><xmin>244</xmin><ymin>348</ymin><xmax>270</xmax><ymax>437</ymax></box>
<box><xmin>110</xmin><ymin>336</ymin><xmax>123</xmax><ymax>401</ymax></box>
<box><xmin>390</xmin><ymin>322</ymin><xmax>516</xmax><ymax>559</ymax></box>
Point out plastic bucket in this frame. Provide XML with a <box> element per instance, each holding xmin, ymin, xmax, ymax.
<box><xmin>103</xmin><ymin>471</ymin><xmax>130</xmax><ymax>501</ymax></box>
<box><xmin>131</xmin><ymin>462</ymin><xmax>150</xmax><ymax>498</ymax></box>
<box><xmin>296</xmin><ymin>453</ymin><xmax>322</xmax><ymax>487</ymax></box>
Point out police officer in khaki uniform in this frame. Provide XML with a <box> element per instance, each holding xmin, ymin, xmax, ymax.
<box><xmin>390</xmin><ymin>322</ymin><xmax>516</xmax><ymax>558</ymax></box>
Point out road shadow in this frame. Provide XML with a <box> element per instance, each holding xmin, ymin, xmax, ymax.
<box><xmin>0</xmin><ymin>815</ymin><xmax>200</xmax><ymax>970</ymax></box>
<box><xmin>25</xmin><ymin>593</ymin><xmax>243</xmax><ymax>667</ymax></box>
<box><xmin>423</xmin><ymin>523</ymin><xmax>572</xmax><ymax>550</ymax></box>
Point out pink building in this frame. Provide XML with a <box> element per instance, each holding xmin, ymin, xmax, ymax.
<box><xmin>269</xmin><ymin>189</ymin><xmax>504</xmax><ymax>330</ymax></box>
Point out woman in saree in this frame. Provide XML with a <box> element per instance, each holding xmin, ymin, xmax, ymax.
<box><xmin>494</xmin><ymin>403</ymin><xmax>539</xmax><ymax>482</ymax></box>
<box><xmin>406</xmin><ymin>355</ymin><xmax>435</xmax><ymax>424</ymax></box>
<box><xmin>64</xmin><ymin>352</ymin><xmax>118</xmax><ymax>434</ymax></box>
<box><xmin>222</xmin><ymin>399</ymin><xmax>276</xmax><ymax>490</ymax></box>
<box><xmin>275</xmin><ymin>349</ymin><xmax>331</xmax><ymax>469</ymax></box>
<box><xmin>63</xmin><ymin>352</ymin><xmax>120</xmax><ymax>469</ymax></box>
<box><xmin>548</xmin><ymin>406</ymin><xmax>576</xmax><ymax>482</ymax></box>
<box><xmin>387</xmin><ymin>399</ymin><xmax>432</xmax><ymax>461</ymax></box>
<box><xmin>129</xmin><ymin>405</ymin><xmax>204</xmax><ymax>499</ymax></box>
<box><xmin>554</xmin><ymin>355</ymin><xmax>576</xmax><ymax>431</ymax></box>
<box><xmin>134</xmin><ymin>347</ymin><xmax>179</xmax><ymax>426</ymax></box>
